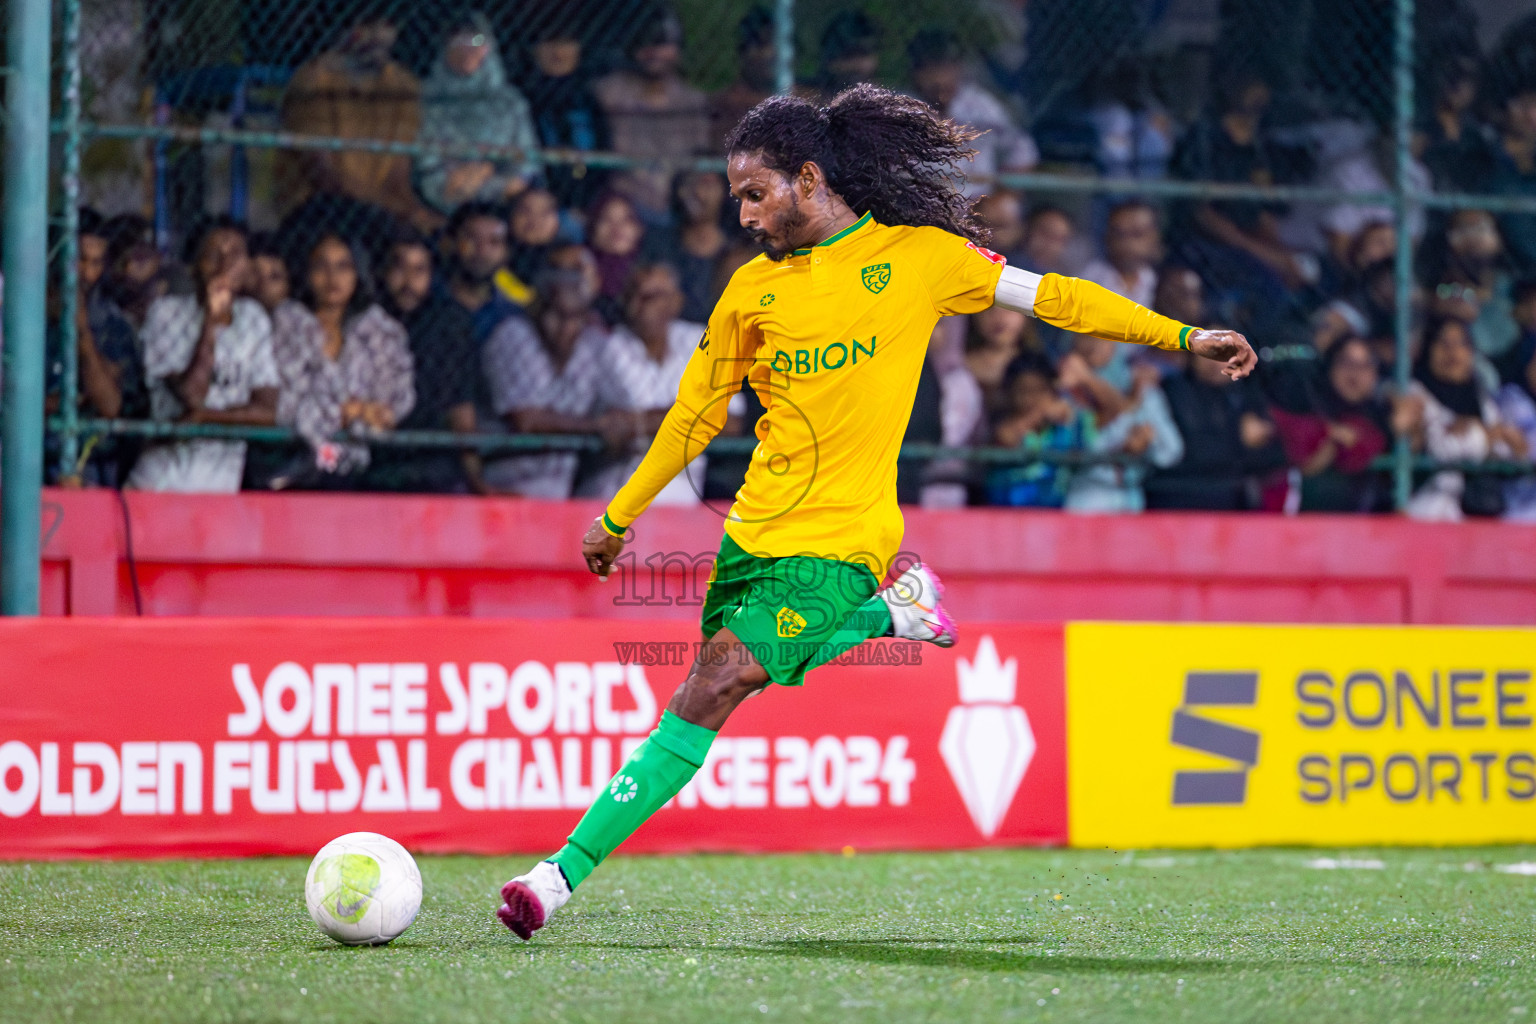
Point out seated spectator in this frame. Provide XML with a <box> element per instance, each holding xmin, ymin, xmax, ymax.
<box><xmin>963</xmin><ymin>305</ymin><xmax>1032</xmax><ymax>425</ymax></box>
<box><xmin>1153</xmin><ymin>263</ymin><xmax>1207</xmax><ymax>326</ymax></box>
<box><xmin>1170</xmin><ymin>70</ymin><xmax>1315</xmax><ymax>325</ymax></box>
<box><xmin>514</xmin><ymin>9</ymin><xmax>609</xmax><ymax>211</ymax></box>
<box><xmin>1269</xmin><ymin>337</ymin><xmax>1393</xmax><ymax>513</ymax></box>
<box><xmin>247</xmin><ymin>233</ymin><xmax>291</xmax><ymax>313</ymax></box>
<box><xmin>445</xmin><ymin>201</ymin><xmax>522</xmax><ymax>343</ymax></box>
<box><xmin>1086</xmin><ymin>57</ymin><xmax>1174</xmax><ymax>181</ymax></box>
<box><xmin>644</xmin><ymin>170</ymin><xmax>734</xmax><ymax>323</ymax></box>
<box><xmin>364</xmin><ymin>229</ymin><xmax>485</xmax><ymax>494</ymax></box>
<box><xmin>128</xmin><ymin>217</ymin><xmax>279</xmax><ymax>493</ymax></box>
<box><xmin>99</xmin><ymin>214</ymin><xmax>166</xmax><ymax>328</ymax></box>
<box><xmin>1057</xmin><ymin>339</ymin><xmax>1184</xmax><ymax>513</ymax></box>
<box><xmin>710</xmin><ymin>6</ymin><xmax>778</xmax><ymax>150</ymax></box>
<box><xmin>973</xmin><ymin>190</ymin><xmax>1027</xmax><ymax>266</ymax></box>
<box><xmin>1419</xmin><ymin>54</ymin><xmax>1494</xmax><ymax>193</ymax></box>
<box><xmin>588</xmin><ymin>262</ymin><xmax>707</xmax><ymax>502</ymax></box>
<box><xmin>1404</xmin><ymin>316</ymin><xmax>1528</xmax><ymax>520</ymax></box>
<box><xmin>1314</xmin><ymin>257</ymin><xmax>1397</xmax><ymax>357</ymax></box>
<box><xmin>587</xmin><ymin>191</ymin><xmax>647</xmax><ymax>318</ymax></box>
<box><xmin>1145</xmin><ymin>345</ymin><xmax>1286</xmax><ymax>511</ymax></box>
<box><xmin>481</xmin><ymin>252</ymin><xmax>633</xmax><ymax>498</ymax></box>
<box><xmin>501</xmin><ymin>187</ymin><xmax>562</xmax><ymax>303</ymax></box>
<box><xmin>1488</xmin><ymin>85</ymin><xmax>1536</xmax><ymax>273</ymax></box>
<box><xmin>1420</xmin><ymin>209</ymin><xmax>1519</xmax><ymax>360</ymax></box>
<box><xmin>1081</xmin><ymin>200</ymin><xmax>1161</xmax><ymax>308</ymax></box>
<box><xmin>1021</xmin><ymin>204</ymin><xmax>1079</xmax><ymax>356</ymax></box>
<box><xmin>1497</xmin><ymin>283</ymin><xmax>1536</xmax><ymax>518</ymax></box>
<box><xmin>907</xmin><ymin>27</ymin><xmax>1038</xmax><ymax>198</ymax></box>
<box><xmin>45</xmin><ymin>208</ymin><xmax>146</xmax><ymax>486</ymax></box>
<box><xmin>592</xmin><ymin>4</ymin><xmax>709</xmax><ymax>225</ymax></box>
<box><xmin>1019</xmin><ymin>204</ymin><xmax>1076</xmax><ymax>276</ymax></box>
<box><xmin>987</xmin><ymin>352</ymin><xmax>1094</xmax><ymax>508</ymax></box>
<box><xmin>1314</xmin><ymin>133</ymin><xmax>1428</xmax><ymax>264</ymax></box>
<box><xmin>265</xmin><ymin>233</ymin><xmax>415</xmax><ymax>488</ymax></box>
<box><xmin>808</xmin><ymin>10</ymin><xmax>881</xmax><ymax>99</ymax></box>
<box><xmin>278</xmin><ymin>9</ymin><xmax>441</xmax><ymax>235</ymax></box>
<box><xmin>416</xmin><ymin>13</ymin><xmax>541</xmax><ymax>216</ymax></box>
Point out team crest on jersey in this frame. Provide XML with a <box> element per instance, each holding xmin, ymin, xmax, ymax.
<box><xmin>776</xmin><ymin>606</ymin><xmax>807</xmax><ymax>638</ymax></box>
<box><xmin>861</xmin><ymin>263</ymin><xmax>891</xmax><ymax>294</ymax></box>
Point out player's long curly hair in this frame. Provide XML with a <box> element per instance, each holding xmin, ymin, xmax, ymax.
<box><xmin>724</xmin><ymin>84</ymin><xmax>989</xmax><ymax>245</ymax></box>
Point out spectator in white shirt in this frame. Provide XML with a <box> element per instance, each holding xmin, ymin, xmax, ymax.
<box><xmin>481</xmin><ymin>245</ymin><xmax>635</xmax><ymax>498</ymax></box>
<box><xmin>128</xmin><ymin>217</ymin><xmax>279</xmax><ymax>492</ymax></box>
<box><xmin>1080</xmin><ymin>200</ymin><xmax>1162</xmax><ymax>309</ymax></box>
<box><xmin>906</xmin><ymin>28</ymin><xmax>1037</xmax><ymax>198</ymax></box>
<box><xmin>589</xmin><ymin>262</ymin><xmax>711</xmax><ymax>503</ymax></box>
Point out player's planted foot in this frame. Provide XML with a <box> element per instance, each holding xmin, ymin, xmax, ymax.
<box><xmin>881</xmin><ymin>563</ymin><xmax>957</xmax><ymax>648</ymax></box>
<box><xmin>496</xmin><ymin>861</ymin><xmax>571</xmax><ymax>940</ymax></box>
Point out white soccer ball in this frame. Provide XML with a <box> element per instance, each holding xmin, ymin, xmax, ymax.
<box><xmin>305</xmin><ymin>832</ymin><xmax>422</xmax><ymax>945</ymax></box>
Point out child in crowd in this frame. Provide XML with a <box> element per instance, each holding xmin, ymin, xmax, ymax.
<box><xmin>987</xmin><ymin>352</ymin><xmax>1095</xmax><ymax>507</ymax></box>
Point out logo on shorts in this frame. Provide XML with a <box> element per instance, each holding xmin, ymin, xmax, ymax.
<box><xmin>861</xmin><ymin>263</ymin><xmax>891</xmax><ymax>294</ymax></box>
<box><xmin>776</xmin><ymin>606</ymin><xmax>807</xmax><ymax>638</ymax></box>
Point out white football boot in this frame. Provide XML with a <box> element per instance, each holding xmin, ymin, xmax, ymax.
<box><xmin>880</xmin><ymin>563</ymin><xmax>958</xmax><ymax>648</ymax></box>
<box><xmin>497</xmin><ymin>861</ymin><xmax>572</xmax><ymax>940</ymax></box>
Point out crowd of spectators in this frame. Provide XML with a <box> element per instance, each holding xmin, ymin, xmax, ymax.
<box><xmin>40</xmin><ymin>2</ymin><xmax>1536</xmax><ymax>521</ymax></box>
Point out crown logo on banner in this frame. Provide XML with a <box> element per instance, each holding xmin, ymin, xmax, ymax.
<box><xmin>940</xmin><ymin>635</ymin><xmax>1035</xmax><ymax>838</ymax></box>
<box><xmin>956</xmin><ymin>635</ymin><xmax>1017</xmax><ymax>704</ymax></box>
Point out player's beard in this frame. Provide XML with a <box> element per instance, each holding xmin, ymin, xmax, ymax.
<box><xmin>752</xmin><ymin>193</ymin><xmax>810</xmax><ymax>262</ymax></box>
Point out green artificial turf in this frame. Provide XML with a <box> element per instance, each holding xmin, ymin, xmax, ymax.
<box><xmin>2</xmin><ymin>847</ymin><xmax>1534</xmax><ymax>1023</ymax></box>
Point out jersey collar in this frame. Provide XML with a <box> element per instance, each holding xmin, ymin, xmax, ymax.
<box><xmin>792</xmin><ymin>211</ymin><xmax>873</xmax><ymax>256</ymax></box>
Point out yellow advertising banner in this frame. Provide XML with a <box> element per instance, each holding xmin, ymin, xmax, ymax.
<box><xmin>1066</xmin><ymin>623</ymin><xmax>1536</xmax><ymax>847</ymax></box>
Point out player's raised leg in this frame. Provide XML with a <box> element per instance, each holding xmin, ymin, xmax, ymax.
<box><xmin>496</xmin><ymin>628</ymin><xmax>769</xmax><ymax>940</ymax></box>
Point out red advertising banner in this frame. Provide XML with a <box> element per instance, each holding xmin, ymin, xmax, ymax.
<box><xmin>0</xmin><ymin>619</ymin><xmax>1066</xmax><ymax>858</ymax></box>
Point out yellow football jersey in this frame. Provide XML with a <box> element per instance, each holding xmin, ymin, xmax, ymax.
<box><xmin>601</xmin><ymin>212</ymin><xmax>1195</xmax><ymax>573</ymax></box>
<box><xmin>603</xmin><ymin>213</ymin><xmax>1003</xmax><ymax>572</ymax></box>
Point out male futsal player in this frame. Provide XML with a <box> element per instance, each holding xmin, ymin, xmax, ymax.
<box><xmin>497</xmin><ymin>85</ymin><xmax>1256</xmax><ymax>938</ymax></box>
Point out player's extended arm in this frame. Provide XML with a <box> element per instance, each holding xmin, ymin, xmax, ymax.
<box><xmin>581</xmin><ymin>344</ymin><xmax>736</xmax><ymax>578</ymax></box>
<box><xmin>992</xmin><ymin>266</ymin><xmax>1257</xmax><ymax>380</ymax></box>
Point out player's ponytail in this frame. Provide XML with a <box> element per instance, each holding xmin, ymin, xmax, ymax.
<box><xmin>725</xmin><ymin>84</ymin><xmax>988</xmax><ymax>245</ymax></box>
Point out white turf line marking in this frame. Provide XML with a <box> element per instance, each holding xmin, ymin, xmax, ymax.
<box><xmin>1495</xmin><ymin>862</ymin><xmax>1536</xmax><ymax>875</ymax></box>
<box><xmin>1304</xmin><ymin>858</ymin><xmax>1386</xmax><ymax>870</ymax></box>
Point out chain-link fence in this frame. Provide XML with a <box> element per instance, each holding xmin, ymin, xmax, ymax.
<box><xmin>21</xmin><ymin>0</ymin><xmax>1536</xmax><ymax>514</ymax></box>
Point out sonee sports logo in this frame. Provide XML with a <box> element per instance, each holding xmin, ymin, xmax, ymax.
<box><xmin>609</xmin><ymin>774</ymin><xmax>638</xmax><ymax>803</ymax></box>
<box><xmin>1170</xmin><ymin>671</ymin><xmax>1260</xmax><ymax>805</ymax></box>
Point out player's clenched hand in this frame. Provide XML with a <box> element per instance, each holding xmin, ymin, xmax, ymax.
<box><xmin>1189</xmin><ymin>329</ymin><xmax>1258</xmax><ymax>381</ymax></box>
<box><xmin>581</xmin><ymin>515</ymin><xmax>626</xmax><ymax>582</ymax></box>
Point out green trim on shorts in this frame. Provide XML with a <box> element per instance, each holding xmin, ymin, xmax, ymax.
<box><xmin>699</xmin><ymin>531</ymin><xmax>881</xmax><ymax>687</ymax></box>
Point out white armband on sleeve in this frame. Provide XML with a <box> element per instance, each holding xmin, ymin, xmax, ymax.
<box><xmin>992</xmin><ymin>264</ymin><xmax>1042</xmax><ymax>317</ymax></box>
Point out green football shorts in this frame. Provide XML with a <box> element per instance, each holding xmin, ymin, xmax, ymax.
<box><xmin>699</xmin><ymin>531</ymin><xmax>884</xmax><ymax>686</ymax></box>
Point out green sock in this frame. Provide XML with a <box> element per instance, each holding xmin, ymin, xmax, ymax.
<box><xmin>549</xmin><ymin>710</ymin><xmax>716</xmax><ymax>889</ymax></box>
<box><xmin>802</xmin><ymin>594</ymin><xmax>893</xmax><ymax>673</ymax></box>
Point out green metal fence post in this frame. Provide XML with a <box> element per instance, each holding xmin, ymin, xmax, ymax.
<box><xmin>774</xmin><ymin>0</ymin><xmax>795</xmax><ymax>96</ymax></box>
<box><xmin>1391</xmin><ymin>0</ymin><xmax>1416</xmax><ymax>511</ymax></box>
<box><xmin>1</xmin><ymin>0</ymin><xmax>54</xmax><ymax>615</ymax></box>
<box><xmin>57</xmin><ymin>0</ymin><xmax>84</xmax><ymax>481</ymax></box>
